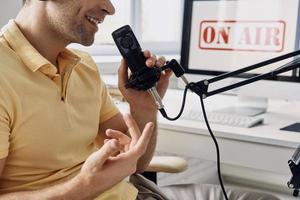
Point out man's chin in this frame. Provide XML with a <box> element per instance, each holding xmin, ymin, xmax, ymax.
<box><xmin>73</xmin><ymin>36</ymin><xmax>95</xmax><ymax>47</ymax></box>
<box><xmin>80</xmin><ymin>38</ymin><xmax>95</xmax><ymax>47</ymax></box>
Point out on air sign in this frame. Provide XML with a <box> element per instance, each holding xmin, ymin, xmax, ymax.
<box><xmin>199</xmin><ymin>20</ymin><xmax>286</xmax><ymax>52</ymax></box>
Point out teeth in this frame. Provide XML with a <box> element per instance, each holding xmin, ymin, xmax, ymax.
<box><xmin>86</xmin><ymin>16</ymin><xmax>102</xmax><ymax>25</ymax></box>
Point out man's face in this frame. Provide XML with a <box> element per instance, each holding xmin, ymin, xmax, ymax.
<box><xmin>44</xmin><ymin>0</ymin><xmax>115</xmax><ymax>46</ymax></box>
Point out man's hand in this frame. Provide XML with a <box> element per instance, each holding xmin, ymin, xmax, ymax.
<box><xmin>117</xmin><ymin>50</ymin><xmax>171</xmax><ymax>172</ymax></box>
<box><xmin>118</xmin><ymin>50</ymin><xmax>172</xmax><ymax>112</ymax></box>
<box><xmin>104</xmin><ymin>114</ymin><xmax>145</xmax><ymax>153</ymax></box>
<box><xmin>78</xmin><ymin>114</ymin><xmax>154</xmax><ymax>197</ymax></box>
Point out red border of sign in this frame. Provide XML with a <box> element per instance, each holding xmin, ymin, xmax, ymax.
<box><xmin>198</xmin><ymin>20</ymin><xmax>286</xmax><ymax>52</ymax></box>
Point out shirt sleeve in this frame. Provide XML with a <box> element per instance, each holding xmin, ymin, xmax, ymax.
<box><xmin>98</xmin><ymin>77</ymin><xmax>120</xmax><ymax>123</ymax></box>
<box><xmin>0</xmin><ymin>85</ymin><xmax>11</xmax><ymax>159</ymax></box>
<box><xmin>0</xmin><ymin>113</ymin><xmax>10</xmax><ymax>159</ymax></box>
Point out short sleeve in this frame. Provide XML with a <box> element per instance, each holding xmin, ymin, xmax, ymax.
<box><xmin>0</xmin><ymin>113</ymin><xmax>10</xmax><ymax>159</ymax></box>
<box><xmin>0</xmin><ymin>87</ymin><xmax>11</xmax><ymax>159</ymax></box>
<box><xmin>98</xmin><ymin>77</ymin><xmax>120</xmax><ymax>123</ymax></box>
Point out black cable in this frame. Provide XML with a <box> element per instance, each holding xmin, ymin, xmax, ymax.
<box><xmin>159</xmin><ymin>85</ymin><xmax>189</xmax><ymax>121</ymax></box>
<box><xmin>199</xmin><ymin>94</ymin><xmax>229</xmax><ymax>200</ymax></box>
<box><xmin>160</xmin><ymin>83</ymin><xmax>229</xmax><ymax>199</ymax></box>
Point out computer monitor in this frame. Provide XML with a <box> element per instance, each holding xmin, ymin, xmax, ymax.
<box><xmin>179</xmin><ymin>0</ymin><xmax>300</xmax><ymax>116</ymax></box>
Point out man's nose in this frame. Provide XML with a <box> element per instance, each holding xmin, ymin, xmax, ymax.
<box><xmin>104</xmin><ymin>0</ymin><xmax>115</xmax><ymax>15</ymax></box>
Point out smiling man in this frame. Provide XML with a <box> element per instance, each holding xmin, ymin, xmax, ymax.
<box><xmin>0</xmin><ymin>0</ymin><xmax>169</xmax><ymax>199</ymax></box>
<box><xmin>0</xmin><ymin>0</ymin><xmax>280</xmax><ymax>200</ymax></box>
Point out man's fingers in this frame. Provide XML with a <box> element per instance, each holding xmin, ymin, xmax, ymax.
<box><xmin>156</xmin><ymin>56</ymin><xmax>166</xmax><ymax>67</ymax></box>
<box><xmin>146</xmin><ymin>54</ymin><xmax>157</xmax><ymax>67</ymax></box>
<box><xmin>143</xmin><ymin>50</ymin><xmax>151</xmax><ymax>58</ymax></box>
<box><xmin>123</xmin><ymin>114</ymin><xmax>141</xmax><ymax>143</ymax></box>
<box><xmin>133</xmin><ymin>122</ymin><xmax>154</xmax><ymax>156</ymax></box>
<box><xmin>143</xmin><ymin>50</ymin><xmax>157</xmax><ymax>67</ymax></box>
<box><xmin>96</xmin><ymin>139</ymin><xmax>121</xmax><ymax>166</ymax></box>
<box><xmin>106</xmin><ymin>129</ymin><xmax>131</xmax><ymax>145</ymax></box>
<box><xmin>118</xmin><ymin>59</ymin><xmax>129</xmax><ymax>93</ymax></box>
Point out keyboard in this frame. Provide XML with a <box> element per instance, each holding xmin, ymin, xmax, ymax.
<box><xmin>182</xmin><ymin>110</ymin><xmax>264</xmax><ymax>128</ymax></box>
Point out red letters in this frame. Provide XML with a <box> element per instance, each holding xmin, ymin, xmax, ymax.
<box><xmin>199</xmin><ymin>20</ymin><xmax>285</xmax><ymax>52</ymax></box>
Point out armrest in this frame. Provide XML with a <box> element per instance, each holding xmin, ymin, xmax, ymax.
<box><xmin>146</xmin><ymin>156</ymin><xmax>188</xmax><ymax>173</ymax></box>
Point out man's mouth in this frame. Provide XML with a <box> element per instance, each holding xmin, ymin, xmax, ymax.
<box><xmin>85</xmin><ymin>16</ymin><xmax>103</xmax><ymax>26</ymax></box>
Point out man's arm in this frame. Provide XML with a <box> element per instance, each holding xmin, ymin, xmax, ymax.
<box><xmin>0</xmin><ymin>159</ymin><xmax>5</xmax><ymax>176</ymax></box>
<box><xmin>129</xmin><ymin>109</ymin><xmax>157</xmax><ymax>172</ymax></box>
<box><xmin>0</xmin><ymin>120</ymin><xmax>153</xmax><ymax>200</ymax></box>
<box><xmin>99</xmin><ymin>51</ymin><xmax>171</xmax><ymax>173</ymax></box>
<box><xmin>0</xmin><ymin>173</ymin><xmax>92</xmax><ymax>200</ymax></box>
<box><xmin>0</xmin><ymin>149</ymin><xmax>113</xmax><ymax>200</ymax></box>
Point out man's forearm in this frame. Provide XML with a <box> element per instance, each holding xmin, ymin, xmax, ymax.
<box><xmin>130</xmin><ymin>108</ymin><xmax>158</xmax><ymax>173</ymax></box>
<box><xmin>0</xmin><ymin>175</ymin><xmax>101</xmax><ymax>200</ymax></box>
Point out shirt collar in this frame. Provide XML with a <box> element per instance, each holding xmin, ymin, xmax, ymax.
<box><xmin>60</xmin><ymin>48</ymin><xmax>97</xmax><ymax>72</ymax></box>
<box><xmin>1</xmin><ymin>20</ymin><xmax>54</xmax><ymax>72</ymax></box>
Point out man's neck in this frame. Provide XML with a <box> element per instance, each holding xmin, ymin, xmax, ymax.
<box><xmin>15</xmin><ymin>6</ymin><xmax>69</xmax><ymax>68</ymax></box>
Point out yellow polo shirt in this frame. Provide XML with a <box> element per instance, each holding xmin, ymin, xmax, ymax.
<box><xmin>0</xmin><ymin>20</ymin><xmax>138</xmax><ymax>199</ymax></box>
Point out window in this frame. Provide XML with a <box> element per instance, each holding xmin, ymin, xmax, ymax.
<box><xmin>94</xmin><ymin>0</ymin><xmax>132</xmax><ymax>45</ymax></box>
<box><xmin>74</xmin><ymin>0</ymin><xmax>184</xmax><ymax>56</ymax></box>
<box><xmin>141</xmin><ymin>0</ymin><xmax>182</xmax><ymax>42</ymax></box>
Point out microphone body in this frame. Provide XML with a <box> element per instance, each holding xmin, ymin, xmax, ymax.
<box><xmin>112</xmin><ymin>25</ymin><xmax>164</xmax><ymax>110</ymax></box>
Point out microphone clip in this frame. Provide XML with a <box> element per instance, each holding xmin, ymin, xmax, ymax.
<box><xmin>126</xmin><ymin>59</ymin><xmax>186</xmax><ymax>91</ymax></box>
<box><xmin>126</xmin><ymin>67</ymin><xmax>161</xmax><ymax>91</ymax></box>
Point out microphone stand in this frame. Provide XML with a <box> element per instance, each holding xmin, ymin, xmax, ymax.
<box><xmin>185</xmin><ymin>51</ymin><xmax>300</xmax><ymax>197</ymax></box>
<box><xmin>185</xmin><ymin>50</ymin><xmax>300</xmax><ymax>99</ymax></box>
<box><xmin>159</xmin><ymin>50</ymin><xmax>300</xmax><ymax>197</ymax></box>
<box><xmin>288</xmin><ymin>145</ymin><xmax>300</xmax><ymax>197</ymax></box>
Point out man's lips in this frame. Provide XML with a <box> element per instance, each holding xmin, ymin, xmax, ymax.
<box><xmin>85</xmin><ymin>15</ymin><xmax>103</xmax><ymax>26</ymax></box>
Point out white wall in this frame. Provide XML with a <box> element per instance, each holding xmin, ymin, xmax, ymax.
<box><xmin>0</xmin><ymin>1</ymin><xmax>23</xmax><ymax>28</ymax></box>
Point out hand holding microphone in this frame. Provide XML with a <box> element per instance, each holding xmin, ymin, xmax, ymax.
<box><xmin>112</xmin><ymin>25</ymin><xmax>170</xmax><ymax>112</ymax></box>
<box><xmin>112</xmin><ymin>25</ymin><xmax>186</xmax><ymax>114</ymax></box>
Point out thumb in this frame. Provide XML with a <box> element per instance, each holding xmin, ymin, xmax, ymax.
<box><xmin>118</xmin><ymin>59</ymin><xmax>129</xmax><ymax>93</ymax></box>
<box><xmin>95</xmin><ymin>139</ymin><xmax>121</xmax><ymax>166</ymax></box>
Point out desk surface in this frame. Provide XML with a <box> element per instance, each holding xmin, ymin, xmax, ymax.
<box><xmin>155</xmin><ymin>89</ymin><xmax>300</xmax><ymax>148</ymax></box>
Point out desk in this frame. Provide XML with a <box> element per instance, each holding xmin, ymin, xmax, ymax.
<box><xmin>115</xmin><ymin>88</ymin><xmax>300</xmax><ymax>192</ymax></box>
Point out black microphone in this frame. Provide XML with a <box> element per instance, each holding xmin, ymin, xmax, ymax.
<box><xmin>112</xmin><ymin>25</ymin><xmax>164</xmax><ymax>110</ymax></box>
<box><xmin>287</xmin><ymin>145</ymin><xmax>300</xmax><ymax>197</ymax></box>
